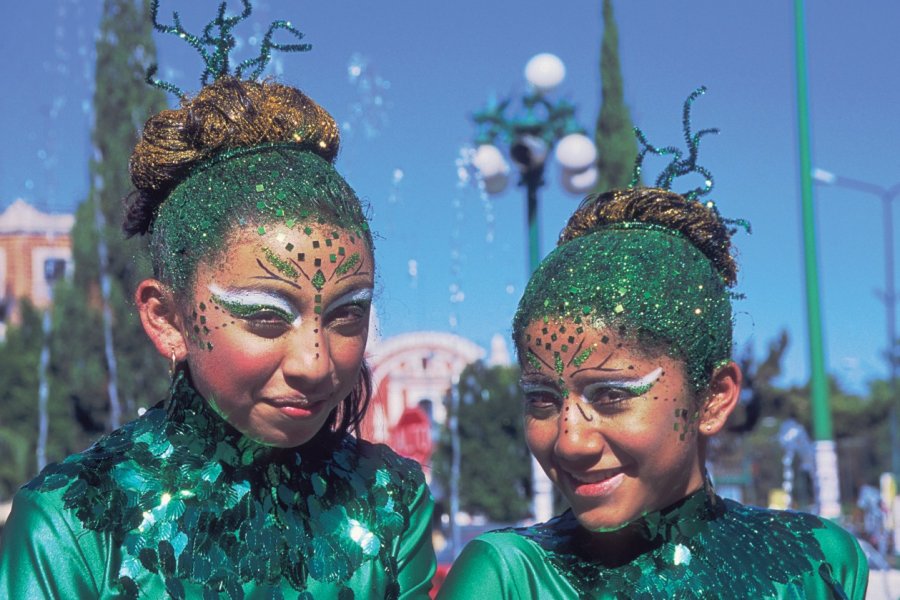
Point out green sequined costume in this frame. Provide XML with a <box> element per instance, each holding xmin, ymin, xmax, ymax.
<box><xmin>0</xmin><ymin>372</ymin><xmax>435</xmax><ymax>599</ymax></box>
<box><xmin>438</xmin><ymin>489</ymin><xmax>867</xmax><ymax>599</ymax></box>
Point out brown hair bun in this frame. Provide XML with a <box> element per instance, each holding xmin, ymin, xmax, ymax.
<box><xmin>125</xmin><ymin>77</ymin><xmax>339</xmax><ymax>236</ymax></box>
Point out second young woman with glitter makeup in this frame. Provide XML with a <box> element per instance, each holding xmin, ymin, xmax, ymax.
<box><xmin>439</xmin><ymin>91</ymin><xmax>868</xmax><ymax>597</ymax></box>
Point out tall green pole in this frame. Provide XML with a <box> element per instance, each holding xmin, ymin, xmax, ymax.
<box><xmin>793</xmin><ymin>0</ymin><xmax>841</xmax><ymax>517</ymax></box>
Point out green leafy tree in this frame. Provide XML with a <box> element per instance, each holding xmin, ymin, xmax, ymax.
<box><xmin>0</xmin><ymin>2</ymin><xmax>167</xmax><ymax>495</ymax></box>
<box><xmin>593</xmin><ymin>0</ymin><xmax>640</xmax><ymax>192</ymax></box>
<box><xmin>718</xmin><ymin>330</ymin><xmax>891</xmax><ymax>507</ymax></box>
<box><xmin>0</xmin><ymin>303</ymin><xmax>50</xmax><ymax>498</ymax></box>
<box><xmin>48</xmin><ymin>0</ymin><xmax>168</xmax><ymax>453</ymax></box>
<box><xmin>434</xmin><ymin>362</ymin><xmax>531</xmax><ymax>522</ymax></box>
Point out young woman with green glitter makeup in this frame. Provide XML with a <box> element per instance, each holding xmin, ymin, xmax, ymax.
<box><xmin>0</xmin><ymin>62</ymin><xmax>435</xmax><ymax>600</ymax></box>
<box><xmin>439</xmin><ymin>187</ymin><xmax>868</xmax><ymax>599</ymax></box>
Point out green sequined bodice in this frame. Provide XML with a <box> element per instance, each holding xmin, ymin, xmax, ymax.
<box><xmin>503</xmin><ymin>490</ymin><xmax>850</xmax><ymax>599</ymax></box>
<box><xmin>26</xmin><ymin>373</ymin><xmax>424</xmax><ymax>599</ymax></box>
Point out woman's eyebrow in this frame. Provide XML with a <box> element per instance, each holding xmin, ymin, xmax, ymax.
<box><xmin>570</xmin><ymin>349</ymin><xmax>621</xmax><ymax>376</ymax></box>
<box><xmin>252</xmin><ymin>258</ymin><xmax>303</xmax><ymax>290</ymax></box>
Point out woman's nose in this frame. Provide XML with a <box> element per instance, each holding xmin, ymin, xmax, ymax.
<box><xmin>554</xmin><ymin>399</ymin><xmax>604</xmax><ymax>463</ymax></box>
<box><xmin>281</xmin><ymin>324</ymin><xmax>332</xmax><ymax>386</ymax></box>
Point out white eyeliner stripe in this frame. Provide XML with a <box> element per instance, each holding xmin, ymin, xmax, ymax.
<box><xmin>582</xmin><ymin>367</ymin><xmax>664</xmax><ymax>395</ymax></box>
<box><xmin>324</xmin><ymin>288</ymin><xmax>373</xmax><ymax>314</ymax></box>
<box><xmin>207</xmin><ymin>284</ymin><xmax>301</xmax><ymax>325</ymax></box>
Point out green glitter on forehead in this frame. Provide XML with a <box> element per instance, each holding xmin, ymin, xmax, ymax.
<box><xmin>334</xmin><ymin>252</ymin><xmax>361</xmax><ymax>276</ymax></box>
<box><xmin>554</xmin><ymin>353</ymin><xmax>565</xmax><ymax>376</ymax></box>
<box><xmin>572</xmin><ymin>347</ymin><xmax>594</xmax><ymax>367</ymax></box>
<box><xmin>311</xmin><ymin>269</ymin><xmax>326</xmax><ymax>291</ymax></box>
<box><xmin>262</xmin><ymin>247</ymin><xmax>299</xmax><ymax>279</ymax></box>
<box><xmin>514</xmin><ymin>223</ymin><xmax>732</xmax><ymax>390</ymax></box>
<box><xmin>150</xmin><ymin>143</ymin><xmax>373</xmax><ymax>292</ymax></box>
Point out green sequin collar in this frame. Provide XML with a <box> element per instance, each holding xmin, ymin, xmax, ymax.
<box><xmin>501</xmin><ymin>488</ymin><xmax>835</xmax><ymax>599</ymax></box>
<box><xmin>27</xmin><ymin>371</ymin><xmax>422</xmax><ymax>599</ymax></box>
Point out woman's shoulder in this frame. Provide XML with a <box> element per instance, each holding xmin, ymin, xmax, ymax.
<box><xmin>464</xmin><ymin>513</ymin><xmax>578</xmax><ymax>566</ymax></box>
<box><xmin>346</xmin><ymin>437</ymin><xmax>427</xmax><ymax>486</ymax></box>
<box><xmin>718</xmin><ymin>498</ymin><xmax>868</xmax><ymax>597</ymax></box>
<box><xmin>721</xmin><ymin>498</ymin><xmax>860</xmax><ymax>550</ymax></box>
<box><xmin>438</xmin><ymin>520</ymin><xmax>578</xmax><ymax>599</ymax></box>
<box><xmin>24</xmin><ymin>407</ymin><xmax>166</xmax><ymax>489</ymax></box>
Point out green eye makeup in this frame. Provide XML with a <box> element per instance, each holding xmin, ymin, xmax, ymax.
<box><xmin>208</xmin><ymin>284</ymin><xmax>300</xmax><ymax>324</ymax></box>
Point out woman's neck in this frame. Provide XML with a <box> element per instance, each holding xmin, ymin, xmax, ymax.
<box><xmin>572</xmin><ymin>484</ymin><xmax>717</xmax><ymax>566</ymax></box>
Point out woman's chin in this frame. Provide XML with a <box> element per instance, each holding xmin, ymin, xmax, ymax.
<box><xmin>577</xmin><ymin>515</ymin><xmax>633</xmax><ymax>534</ymax></box>
<box><xmin>570</xmin><ymin>504</ymin><xmax>643</xmax><ymax>533</ymax></box>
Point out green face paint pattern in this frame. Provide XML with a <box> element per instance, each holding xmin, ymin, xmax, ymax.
<box><xmin>514</xmin><ymin>223</ymin><xmax>732</xmax><ymax>390</ymax></box>
<box><xmin>262</xmin><ymin>247</ymin><xmax>299</xmax><ymax>279</ymax></box>
<box><xmin>334</xmin><ymin>252</ymin><xmax>361</xmax><ymax>276</ymax></box>
<box><xmin>150</xmin><ymin>143</ymin><xmax>372</xmax><ymax>292</ymax></box>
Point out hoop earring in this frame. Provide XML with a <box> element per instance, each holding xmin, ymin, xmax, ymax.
<box><xmin>169</xmin><ymin>351</ymin><xmax>177</xmax><ymax>378</ymax></box>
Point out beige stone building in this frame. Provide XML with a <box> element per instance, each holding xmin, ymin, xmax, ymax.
<box><xmin>0</xmin><ymin>199</ymin><xmax>74</xmax><ymax>330</ymax></box>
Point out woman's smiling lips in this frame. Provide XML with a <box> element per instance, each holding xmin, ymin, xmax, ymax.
<box><xmin>264</xmin><ymin>397</ymin><xmax>329</xmax><ymax>419</ymax></box>
<box><xmin>566</xmin><ymin>468</ymin><xmax>626</xmax><ymax>498</ymax></box>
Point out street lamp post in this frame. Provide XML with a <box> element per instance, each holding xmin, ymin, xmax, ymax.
<box><xmin>813</xmin><ymin>168</ymin><xmax>900</xmax><ymax>478</ymax></box>
<box><xmin>469</xmin><ymin>53</ymin><xmax>597</xmax><ymax>525</ymax></box>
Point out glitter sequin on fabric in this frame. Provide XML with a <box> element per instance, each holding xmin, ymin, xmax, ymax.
<box><xmin>150</xmin><ymin>144</ymin><xmax>370</xmax><ymax>292</ymax></box>
<box><xmin>513</xmin><ymin>222</ymin><xmax>731</xmax><ymax>390</ymax></box>
<box><xmin>26</xmin><ymin>372</ymin><xmax>421</xmax><ymax>599</ymax></box>
<box><xmin>501</xmin><ymin>489</ymin><xmax>844</xmax><ymax>599</ymax></box>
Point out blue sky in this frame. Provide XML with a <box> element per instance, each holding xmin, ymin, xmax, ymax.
<box><xmin>2</xmin><ymin>1</ymin><xmax>898</xmax><ymax>394</ymax></box>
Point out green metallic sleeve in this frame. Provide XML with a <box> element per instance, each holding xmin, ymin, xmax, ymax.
<box><xmin>811</xmin><ymin>518</ymin><xmax>869</xmax><ymax>600</ymax></box>
<box><xmin>0</xmin><ymin>488</ymin><xmax>113</xmax><ymax>599</ymax></box>
<box><xmin>437</xmin><ymin>539</ymin><xmax>517</xmax><ymax>600</ymax></box>
<box><xmin>396</xmin><ymin>480</ymin><xmax>437</xmax><ymax>599</ymax></box>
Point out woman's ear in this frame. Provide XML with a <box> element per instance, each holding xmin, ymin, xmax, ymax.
<box><xmin>135</xmin><ymin>279</ymin><xmax>188</xmax><ymax>361</ymax></box>
<box><xmin>699</xmin><ymin>361</ymin><xmax>742</xmax><ymax>436</ymax></box>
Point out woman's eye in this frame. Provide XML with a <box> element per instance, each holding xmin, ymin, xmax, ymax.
<box><xmin>586</xmin><ymin>387</ymin><xmax>634</xmax><ymax>406</ymax></box>
<box><xmin>325</xmin><ymin>303</ymin><xmax>369</xmax><ymax>332</ymax></box>
<box><xmin>243</xmin><ymin>310</ymin><xmax>292</xmax><ymax>337</ymax></box>
<box><xmin>523</xmin><ymin>387</ymin><xmax>560</xmax><ymax>417</ymax></box>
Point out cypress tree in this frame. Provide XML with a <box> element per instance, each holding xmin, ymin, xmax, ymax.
<box><xmin>49</xmin><ymin>0</ymin><xmax>168</xmax><ymax>452</ymax></box>
<box><xmin>594</xmin><ymin>0</ymin><xmax>640</xmax><ymax>192</ymax></box>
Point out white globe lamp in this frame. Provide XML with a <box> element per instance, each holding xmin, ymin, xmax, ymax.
<box><xmin>482</xmin><ymin>171</ymin><xmax>510</xmax><ymax>195</ymax></box>
<box><xmin>555</xmin><ymin>133</ymin><xmax>597</xmax><ymax>171</ymax></box>
<box><xmin>524</xmin><ymin>53</ymin><xmax>565</xmax><ymax>94</ymax></box>
<box><xmin>560</xmin><ymin>165</ymin><xmax>598</xmax><ymax>195</ymax></box>
<box><xmin>472</xmin><ymin>144</ymin><xmax>509</xmax><ymax>179</ymax></box>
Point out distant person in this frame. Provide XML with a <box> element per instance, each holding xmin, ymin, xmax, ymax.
<box><xmin>0</xmin><ymin>5</ymin><xmax>434</xmax><ymax>598</ymax></box>
<box><xmin>438</xmin><ymin>92</ymin><xmax>868</xmax><ymax>598</ymax></box>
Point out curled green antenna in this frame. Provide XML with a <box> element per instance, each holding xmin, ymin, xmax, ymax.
<box><xmin>147</xmin><ymin>0</ymin><xmax>311</xmax><ymax>99</ymax></box>
<box><xmin>630</xmin><ymin>87</ymin><xmax>719</xmax><ymax>201</ymax></box>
